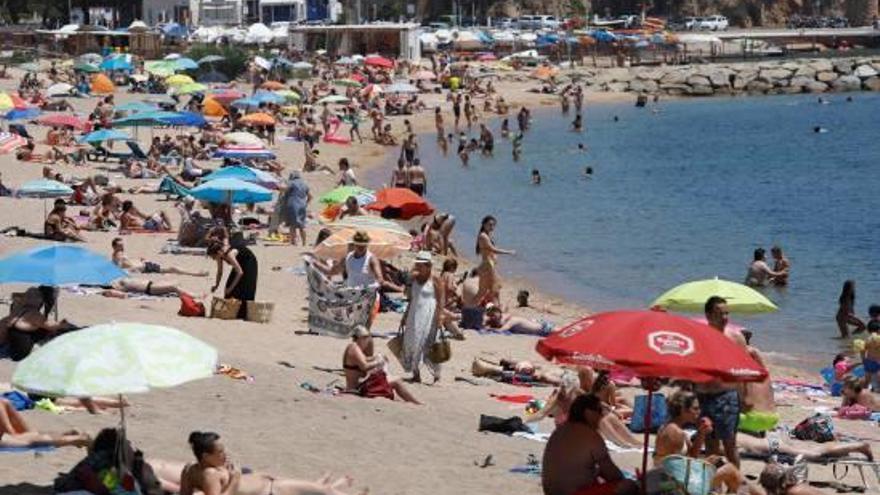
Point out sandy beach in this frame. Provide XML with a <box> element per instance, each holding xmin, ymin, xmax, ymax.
<box><xmin>0</xmin><ymin>68</ymin><xmax>875</xmax><ymax>495</ymax></box>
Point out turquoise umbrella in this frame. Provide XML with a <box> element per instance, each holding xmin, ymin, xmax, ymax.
<box><xmin>112</xmin><ymin>111</ymin><xmax>180</xmax><ymax>127</ymax></box>
<box><xmin>17</xmin><ymin>179</ymin><xmax>73</xmax><ymax>198</ymax></box>
<box><xmin>115</xmin><ymin>101</ymin><xmax>157</xmax><ymax>114</ymax></box>
<box><xmin>78</xmin><ymin>129</ymin><xmax>133</xmax><ymax>144</ymax></box>
<box><xmin>190</xmin><ymin>178</ymin><xmax>273</xmax><ymax>204</ymax></box>
<box><xmin>0</xmin><ymin>245</ymin><xmax>125</xmax><ymax>286</ymax></box>
<box><xmin>202</xmin><ymin>165</ymin><xmax>280</xmax><ymax>189</ymax></box>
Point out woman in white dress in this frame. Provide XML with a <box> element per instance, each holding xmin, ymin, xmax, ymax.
<box><xmin>400</xmin><ymin>251</ymin><xmax>445</xmax><ymax>383</ymax></box>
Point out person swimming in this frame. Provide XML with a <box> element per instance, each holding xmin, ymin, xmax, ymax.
<box><xmin>583</xmin><ymin>166</ymin><xmax>593</xmax><ymax>179</ymax></box>
<box><xmin>571</xmin><ymin>113</ymin><xmax>582</xmax><ymax>132</ymax></box>
<box><xmin>531</xmin><ymin>169</ymin><xmax>542</xmax><ymax>185</ymax></box>
<box><xmin>813</xmin><ymin>126</ymin><xmax>828</xmax><ymax>133</ymax></box>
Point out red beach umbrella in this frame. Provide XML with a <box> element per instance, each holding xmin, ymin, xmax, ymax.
<box><xmin>364</xmin><ymin>55</ymin><xmax>394</xmax><ymax>68</ymax></box>
<box><xmin>537</xmin><ymin>309</ymin><xmax>767</xmax><ymax>493</ymax></box>
<box><xmin>210</xmin><ymin>89</ymin><xmax>246</xmax><ymax>105</ymax></box>
<box><xmin>366</xmin><ymin>187</ymin><xmax>434</xmax><ymax>220</ymax></box>
<box><xmin>36</xmin><ymin>114</ymin><xmax>88</xmax><ymax>130</ymax></box>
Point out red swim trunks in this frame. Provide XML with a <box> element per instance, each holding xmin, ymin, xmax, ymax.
<box><xmin>574</xmin><ymin>480</ymin><xmax>624</xmax><ymax>495</ymax></box>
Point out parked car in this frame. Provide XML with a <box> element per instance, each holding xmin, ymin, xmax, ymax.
<box><xmin>495</xmin><ymin>17</ymin><xmax>515</xmax><ymax>29</ymax></box>
<box><xmin>698</xmin><ymin>15</ymin><xmax>728</xmax><ymax>31</ymax></box>
<box><xmin>536</xmin><ymin>15</ymin><xmax>560</xmax><ymax>29</ymax></box>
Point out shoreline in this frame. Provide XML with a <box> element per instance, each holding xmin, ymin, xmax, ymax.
<box><xmin>353</xmin><ymin>87</ymin><xmax>821</xmax><ymax>381</ymax></box>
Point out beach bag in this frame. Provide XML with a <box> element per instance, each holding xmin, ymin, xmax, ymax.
<box><xmin>793</xmin><ymin>413</ymin><xmax>835</xmax><ymax>442</ymax></box>
<box><xmin>428</xmin><ymin>328</ymin><xmax>452</xmax><ymax>364</ymax></box>
<box><xmin>661</xmin><ymin>455</ymin><xmax>716</xmax><ymax>495</ymax></box>
<box><xmin>210</xmin><ymin>297</ymin><xmax>241</xmax><ymax>320</ymax></box>
<box><xmin>629</xmin><ymin>393</ymin><xmax>667</xmax><ymax>433</ymax></box>
<box><xmin>246</xmin><ymin>301</ymin><xmax>274</xmax><ymax>324</ymax></box>
<box><xmin>387</xmin><ymin>324</ymin><xmax>404</xmax><ymax>361</ymax></box>
<box><xmin>178</xmin><ymin>293</ymin><xmax>205</xmax><ymax>317</ymax></box>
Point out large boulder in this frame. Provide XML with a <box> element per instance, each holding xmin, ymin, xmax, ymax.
<box><xmin>793</xmin><ymin>65</ymin><xmax>817</xmax><ymax>78</ymax></box>
<box><xmin>809</xmin><ymin>59</ymin><xmax>834</xmax><ymax>72</ymax></box>
<box><xmin>635</xmin><ymin>69</ymin><xmax>666</xmax><ymax>81</ymax></box>
<box><xmin>629</xmin><ymin>78</ymin><xmax>658</xmax><ymax>93</ymax></box>
<box><xmin>863</xmin><ymin>77</ymin><xmax>880</xmax><ymax>91</ymax></box>
<box><xmin>816</xmin><ymin>71</ymin><xmax>838</xmax><ymax>82</ymax></box>
<box><xmin>605</xmin><ymin>82</ymin><xmax>630</xmax><ymax>92</ymax></box>
<box><xmin>832</xmin><ymin>75</ymin><xmax>862</xmax><ymax>91</ymax></box>
<box><xmin>687</xmin><ymin>84</ymin><xmax>714</xmax><ymax>96</ymax></box>
<box><xmin>594</xmin><ymin>68</ymin><xmax>632</xmax><ymax>84</ymax></box>
<box><xmin>854</xmin><ymin>64</ymin><xmax>878</xmax><ymax>79</ymax></box>
<box><xmin>686</xmin><ymin>75</ymin><xmax>711</xmax><ymax>87</ymax></box>
<box><xmin>659</xmin><ymin>83</ymin><xmax>690</xmax><ymax>95</ymax></box>
<box><xmin>833</xmin><ymin>60</ymin><xmax>854</xmax><ymax>74</ymax></box>
<box><xmin>803</xmin><ymin>80</ymin><xmax>828</xmax><ymax>93</ymax></box>
<box><xmin>789</xmin><ymin>76</ymin><xmax>816</xmax><ymax>89</ymax></box>
<box><xmin>660</xmin><ymin>70</ymin><xmax>688</xmax><ymax>85</ymax></box>
<box><xmin>731</xmin><ymin>69</ymin><xmax>757</xmax><ymax>89</ymax></box>
<box><xmin>701</xmin><ymin>69</ymin><xmax>733</xmax><ymax>88</ymax></box>
<box><xmin>758</xmin><ymin>68</ymin><xmax>792</xmax><ymax>83</ymax></box>
<box><xmin>746</xmin><ymin>80</ymin><xmax>773</xmax><ymax>93</ymax></box>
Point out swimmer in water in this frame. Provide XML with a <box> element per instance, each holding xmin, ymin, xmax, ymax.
<box><xmin>531</xmin><ymin>169</ymin><xmax>541</xmax><ymax>185</ymax></box>
<box><xmin>512</xmin><ymin>132</ymin><xmax>523</xmax><ymax>161</ymax></box>
<box><xmin>613</xmin><ymin>115</ymin><xmax>619</xmax><ymax>122</ymax></box>
<box><xmin>583</xmin><ymin>166</ymin><xmax>593</xmax><ymax>178</ymax></box>
<box><xmin>572</xmin><ymin>113</ymin><xmax>582</xmax><ymax>132</ymax></box>
<box><xmin>577</xmin><ymin>143</ymin><xmax>587</xmax><ymax>153</ymax></box>
<box><xmin>813</xmin><ymin>126</ymin><xmax>828</xmax><ymax>133</ymax></box>
<box><xmin>818</xmin><ymin>97</ymin><xmax>830</xmax><ymax>105</ymax></box>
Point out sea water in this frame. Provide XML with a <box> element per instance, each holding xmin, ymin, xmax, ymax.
<box><xmin>374</xmin><ymin>92</ymin><xmax>880</xmax><ymax>369</ymax></box>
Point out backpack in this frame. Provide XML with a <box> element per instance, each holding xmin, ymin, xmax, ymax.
<box><xmin>178</xmin><ymin>293</ymin><xmax>206</xmax><ymax>317</ymax></box>
<box><xmin>792</xmin><ymin>413</ymin><xmax>835</xmax><ymax>443</ymax></box>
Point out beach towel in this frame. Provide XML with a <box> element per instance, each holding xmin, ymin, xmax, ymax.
<box><xmin>478</xmin><ymin>414</ymin><xmax>532</xmax><ymax>435</ymax></box>
<box><xmin>0</xmin><ymin>445</ymin><xmax>55</xmax><ymax>453</ymax></box>
<box><xmin>2</xmin><ymin>391</ymin><xmax>34</xmax><ymax>411</ymax></box>
<box><xmin>491</xmin><ymin>393</ymin><xmax>535</xmax><ymax>404</ymax></box>
<box><xmin>304</xmin><ymin>258</ymin><xmax>378</xmax><ymax>338</ymax></box>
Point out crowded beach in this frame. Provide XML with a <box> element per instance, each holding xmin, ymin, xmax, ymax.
<box><xmin>0</xmin><ymin>40</ymin><xmax>878</xmax><ymax>495</ymax></box>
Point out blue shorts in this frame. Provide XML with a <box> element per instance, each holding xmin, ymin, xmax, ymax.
<box><xmin>697</xmin><ymin>389</ymin><xmax>740</xmax><ymax>441</ymax></box>
<box><xmin>143</xmin><ymin>217</ymin><xmax>161</xmax><ymax>231</ymax></box>
<box><xmin>461</xmin><ymin>306</ymin><xmax>484</xmax><ymax>330</ymax></box>
<box><xmin>864</xmin><ymin>358</ymin><xmax>880</xmax><ymax>374</ymax></box>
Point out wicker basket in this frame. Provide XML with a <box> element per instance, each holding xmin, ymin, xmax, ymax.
<box><xmin>210</xmin><ymin>297</ymin><xmax>241</xmax><ymax>320</ymax></box>
<box><xmin>246</xmin><ymin>301</ymin><xmax>274</xmax><ymax>324</ymax></box>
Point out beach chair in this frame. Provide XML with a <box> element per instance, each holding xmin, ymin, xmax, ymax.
<box><xmin>86</xmin><ymin>143</ymin><xmax>110</xmax><ymax>162</ymax></box>
<box><xmin>127</xmin><ymin>141</ymin><xmax>149</xmax><ymax>160</ymax></box>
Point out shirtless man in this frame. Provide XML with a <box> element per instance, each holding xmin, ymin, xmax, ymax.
<box><xmin>459</xmin><ymin>269</ymin><xmax>483</xmax><ymax>330</ymax></box>
<box><xmin>111</xmin><ymin>238</ymin><xmax>207</xmax><ymax>277</ymax></box>
<box><xmin>841</xmin><ymin>376</ymin><xmax>880</xmax><ymax>411</ymax></box>
<box><xmin>119</xmin><ymin>200</ymin><xmax>172</xmax><ymax>232</ymax></box>
<box><xmin>696</xmin><ymin>296</ymin><xmax>746</xmax><ymax>467</ymax></box>
<box><xmin>406</xmin><ymin>159</ymin><xmax>427</xmax><ymax>196</ymax></box>
<box><xmin>44</xmin><ymin>199</ymin><xmax>84</xmax><ymax>242</ymax></box>
<box><xmin>745</xmin><ymin>248</ymin><xmax>783</xmax><ymax>287</ymax></box>
<box><xmin>770</xmin><ymin>245</ymin><xmax>790</xmax><ymax>286</ymax></box>
<box><xmin>101</xmin><ymin>278</ymin><xmax>190</xmax><ymax>299</ymax></box>
<box><xmin>542</xmin><ymin>394</ymin><xmax>639</xmax><ymax>495</ymax></box>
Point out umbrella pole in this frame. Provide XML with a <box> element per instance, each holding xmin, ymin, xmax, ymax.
<box><xmin>117</xmin><ymin>392</ymin><xmax>128</xmax><ymax>475</ymax></box>
<box><xmin>641</xmin><ymin>383</ymin><xmax>654</xmax><ymax>495</ymax></box>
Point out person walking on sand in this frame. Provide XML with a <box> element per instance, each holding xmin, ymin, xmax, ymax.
<box><xmin>434</xmin><ymin>106</ymin><xmax>444</xmax><ymax>137</ymax></box>
<box><xmin>407</xmin><ymin>158</ymin><xmax>427</xmax><ymax>196</ymax></box>
<box><xmin>837</xmin><ymin>280</ymin><xmax>866</xmax><ymax>338</ymax></box>
<box><xmin>400</xmin><ymin>252</ymin><xmax>445</xmax><ymax>383</ymax></box>
<box><xmin>280</xmin><ymin>170</ymin><xmax>312</xmax><ymax>246</ymax></box>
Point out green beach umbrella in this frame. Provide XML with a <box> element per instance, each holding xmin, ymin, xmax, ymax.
<box><xmin>333</xmin><ymin>78</ymin><xmax>362</xmax><ymax>88</ymax></box>
<box><xmin>13</xmin><ymin>322</ymin><xmax>217</xmax><ymax>397</ymax></box>
<box><xmin>274</xmin><ymin>89</ymin><xmax>301</xmax><ymax>102</ymax></box>
<box><xmin>316</xmin><ymin>94</ymin><xmax>350</xmax><ymax>105</ymax></box>
<box><xmin>144</xmin><ymin>60</ymin><xmax>176</xmax><ymax>76</ymax></box>
<box><xmin>319</xmin><ymin>185</ymin><xmax>374</xmax><ymax>205</ymax></box>
<box><xmin>175</xmin><ymin>82</ymin><xmax>208</xmax><ymax>95</ymax></box>
<box><xmin>73</xmin><ymin>62</ymin><xmax>101</xmax><ymax>73</ymax></box>
<box><xmin>651</xmin><ymin>277</ymin><xmax>778</xmax><ymax>314</ymax></box>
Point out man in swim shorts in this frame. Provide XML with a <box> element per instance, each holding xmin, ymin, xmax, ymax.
<box><xmin>696</xmin><ymin>296</ymin><xmax>747</xmax><ymax>467</ymax></box>
<box><xmin>111</xmin><ymin>238</ymin><xmax>207</xmax><ymax>277</ymax></box>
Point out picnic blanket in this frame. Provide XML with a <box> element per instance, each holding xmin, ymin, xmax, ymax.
<box><xmin>304</xmin><ymin>258</ymin><xmax>378</xmax><ymax>338</ymax></box>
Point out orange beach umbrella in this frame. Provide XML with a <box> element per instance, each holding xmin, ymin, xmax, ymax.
<box><xmin>365</xmin><ymin>188</ymin><xmax>434</xmax><ymax>220</ymax></box>
<box><xmin>239</xmin><ymin>112</ymin><xmax>276</xmax><ymax>126</ymax></box>
<box><xmin>91</xmin><ymin>73</ymin><xmax>115</xmax><ymax>94</ymax></box>
<box><xmin>202</xmin><ymin>97</ymin><xmax>227</xmax><ymax>118</ymax></box>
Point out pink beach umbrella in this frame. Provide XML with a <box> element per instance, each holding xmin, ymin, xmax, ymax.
<box><xmin>412</xmin><ymin>70</ymin><xmax>436</xmax><ymax>80</ymax></box>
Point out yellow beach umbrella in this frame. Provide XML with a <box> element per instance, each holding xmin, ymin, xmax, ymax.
<box><xmin>175</xmin><ymin>82</ymin><xmax>208</xmax><ymax>95</ymax></box>
<box><xmin>165</xmin><ymin>74</ymin><xmax>194</xmax><ymax>87</ymax></box>
<box><xmin>651</xmin><ymin>277</ymin><xmax>778</xmax><ymax>314</ymax></box>
<box><xmin>0</xmin><ymin>93</ymin><xmax>14</xmax><ymax>111</ymax></box>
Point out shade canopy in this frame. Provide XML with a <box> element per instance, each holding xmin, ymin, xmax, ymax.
<box><xmin>13</xmin><ymin>322</ymin><xmax>217</xmax><ymax>397</ymax></box>
<box><xmin>0</xmin><ymin>245</ymin><xmax>126</xmax><ymax>286</ymax></box>
<box><xmin>652</xmin><ymin>278</ymin><xmax>778</xmax><ymax>314</ymax></box>
<box><xmin>190</xmin><ymin>178</ymin><xmax>273</xmax><ymax>204</ymax></box>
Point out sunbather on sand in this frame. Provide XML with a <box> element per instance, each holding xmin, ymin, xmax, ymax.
<box><xmin>120</xmin><ymin>200</ymin><xmax>173</xmax><ymax>232</ymax></box>
<box><xmin>111</xmin><ymin>238</ymin><xmax>207</xmax><ymax>277</ymax></box>
<box><xmin>472</xmin><ymin>357</ymin><xmax>570</xmax><ymax>385</ymax></box>
<box><xmin>737</xmin><ymin>432</ymin><xmax>873</xmax><ymax>462</ymax></box>
<box><xmin>0</xmin><ymin>398</ymin><xmax>91</xmax><ymax>448</ymax></box>
<box><xmin>147</xmin><ymin>431</ymin><xmax>365</xmax><ymax>495</ymax></box>
<box><xmin>100</xmin><ymin>278</ymin><xmax>191</xmax><ymax>299</ymax></box>
<box><xmin>483</xmin><ymin>304</ymin><xmax>554</xmax><ymax>336</ymax></box>
<box><xmin>0</xmin><ymin>289</ymin><xmax>79</xmax><ymax>361</ymax></box>
<box><xmin>342</xmin><ymin>326</ymin><xmax>421</xmax><ymax>404</ymax></box>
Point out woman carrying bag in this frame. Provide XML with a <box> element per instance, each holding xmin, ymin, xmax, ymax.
<box><xmin>207</xmin><ymin>239</ymin><xmax>258</xmax><ymax>320</ymax></box>
<box><xmin>399</xmin><ymin>251</ymin><xmax>448</xmax><ymax>383</ymax></box>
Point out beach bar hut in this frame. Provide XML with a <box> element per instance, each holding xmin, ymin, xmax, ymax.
<box><xmin>288</xmin><ymin>23</ymin><xmax>421</xmax><ymax>61</ymax></box>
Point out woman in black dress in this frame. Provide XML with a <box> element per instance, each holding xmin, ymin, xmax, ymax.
<box><xmin>208</xmin><ymin>240</ymin><xmax>258</xmax><ymax>319</ymax></box>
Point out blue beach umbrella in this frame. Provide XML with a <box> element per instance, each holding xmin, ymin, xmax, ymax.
<box><xmin>116</xmin><ymin>102</ymin><xmax>158</xmax><ymax>114</ymax></box>
<box><xmin>159</xmin><ymin>111</ymin><xmax>207</xmax><ymax>128</ymax></box>
<box><xmin>100</xmin><ymin>57</ymin><xmax>133</xmax><ymax>72</ymax></box>
<box><xmin>252</xmin><ymin>90</ymin><xmax>286</xmax><ymax>104</ymax></box>
<box><xmin>212</xmin><ymin>148</ymin><xmax>276</xmax><ymax>160</ymax></box>
<box><xmin>17</xmin><ymin>179</ymin><xmax>73</xmax><ymax>198</ymax></box>
<box><xmin>174</xmin><ymin>57</ymin><xmax>199</xmax><ymax>71</ymax></box>
<box><xmin>190</xmin><ymin>178</ymin><xmax>273</xmax><ymax>204</ymax></box>
<box><xmin>4</xmin><ymin>108</ymin><xmax>41</xmax><ymax>121</ymax></box>
<box><xmin>78</xmin><ymin>129</ymin><xmax>133</xmax><ymax>144</ymax></box>
<box><xmin>0</xmin><ymin>245</ymin><xmax>126</xmax><ymax>286</ymax></box>
<box><xmin>231</xmin><ymin>97</ymin><xmax>262</xmax><ymax>109</ymax></box>
<box><xmin>202</xmin><ymin>165</ymin><xmax>280</xmax><ymax>189</ymax></box>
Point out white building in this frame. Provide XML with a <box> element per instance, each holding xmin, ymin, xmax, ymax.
<box><xmin>289</xmin><ymin>23</ymin><xmax>421</xmax><ymax>61</ymax></box>
<box><xmin>260</xmin><ymin>0</ymin><xmax>306</xmax><ymax>23</ymax></box>
<box><xmin>189</xmin><ymin>0</ymin><xmax>245</xmax><ymax>25</ymax></box>
<box><xmin>142</xmin><ymin>0</ymin><xmax>192</xmax><ymax>25</ymax></box>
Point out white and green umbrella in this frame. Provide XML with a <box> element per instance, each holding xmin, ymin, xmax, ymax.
<box><xmin>13</xmin><ymin>322</ymin><xmax>217</xmax><ymax>398</ymax></box>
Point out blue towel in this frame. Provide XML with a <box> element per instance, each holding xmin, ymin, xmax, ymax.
<box><xmin>0</xmin><ymin>445</ymin><xmax>55</xmax><ymax>453</ymax></box>
<box><xmin>1</xmin><ymin>391</ymin><xmax>34</xmax><ymax>411</ymax></box>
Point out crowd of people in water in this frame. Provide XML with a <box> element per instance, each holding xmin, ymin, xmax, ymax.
<box><xmin>0</xmin><ymin>51</ymin><xmax>878</xmax><ymax>495</ymax></box>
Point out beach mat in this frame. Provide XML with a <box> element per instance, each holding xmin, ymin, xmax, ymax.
<box><xmin>0</xmin><ymin>445</ymin><xmax>56</xmax><ymax>453</ymax></box>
